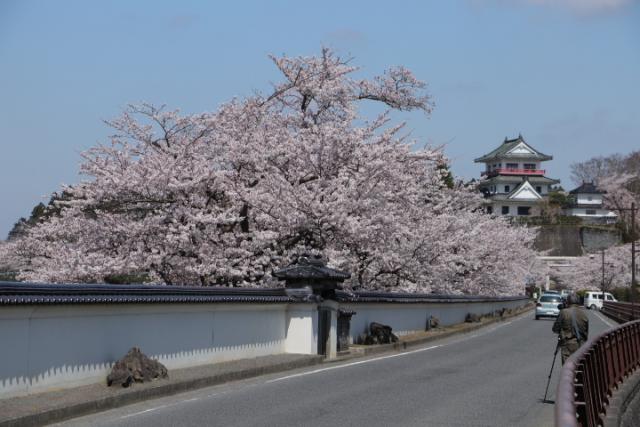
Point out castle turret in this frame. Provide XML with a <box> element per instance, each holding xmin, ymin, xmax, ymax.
<box><xmin>475</xmin><ymin>135</ymin><xmax>559</xmax><ymax>216</ymax></box>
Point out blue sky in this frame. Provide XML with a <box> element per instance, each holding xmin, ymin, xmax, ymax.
<box><xmin>1</xmin><ymin>0</ymin><xmax>639</xmax><ymax>238</ymax></box>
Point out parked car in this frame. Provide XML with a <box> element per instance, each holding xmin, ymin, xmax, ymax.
<box><xmin>535</xmin><ymin>294</ymin><xmax>563</xmax><ymax>320</ymax></box>
<box><xmin>583</xmin><ymin>291</ymin><xmax>617</xmax><ymax>310</ymax></box>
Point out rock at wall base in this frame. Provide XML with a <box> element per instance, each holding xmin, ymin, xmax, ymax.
<box><xmin>429</xmin><ymin>315</ymin><xmax>440</xmax><ymax>329</ymax></box>
<box><xmin>107</xmin><ymin>347</ymin><xmax>168</xmax><ymax>387</ymax></box>
<box><xmin>363</xmin><ymin>322</ymin><xmax>399</xmax><ymax>345</ymax></box>
<box><xmin>465</xmin><ymin>313</ymin><xmax>481</xmax><ymax>323</ymax></box>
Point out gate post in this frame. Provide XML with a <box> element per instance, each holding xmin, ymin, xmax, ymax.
<box><xmin>337</xmin><ymin>309</ymin><xmax>356</xmax><ymax>352</ymax></box>
<box><xmin>273</xmin><ymin>254</ymin><xmax>350</xmax><ymax>359</ymax></box>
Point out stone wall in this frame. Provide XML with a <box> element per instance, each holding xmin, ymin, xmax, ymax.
<box><xmin>581</xmin><ymin>226</ymin><xmax>622</xmax><ymax>252</ymax></box>
<box><xmin>535</xmin><ymin>225</ymin><xmax>584</xmax><ymax>256</ymax></box>
<box><xmin>534</xmin><ymin>225</ymin><xmax>620</xmax><ymax>256</ymax></box>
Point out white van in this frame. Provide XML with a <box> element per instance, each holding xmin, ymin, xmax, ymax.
<box><xmin>583</xmin><ymin>291</ymin><xmax>616</xmax><ymax>310</ymax></box>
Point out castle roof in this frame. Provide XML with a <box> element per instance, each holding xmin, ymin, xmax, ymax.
<box><xmin>474</xmin><ymin>135</ymin><xmax>552</xmax><ymax>163</ymax></box>
<box><xmin>569</xmin><ymin>182</ymin><xmax>605</xmax><ymax>195</ymax></box>
<box><xmin>479</xmin><ymin>175</ymin><xmax>560</xmax><ymax>186</ymax></box>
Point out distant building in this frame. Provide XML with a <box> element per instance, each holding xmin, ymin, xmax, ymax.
<box><xmin>475</xmin><ymin>134</ymin><xmax>560</xmax><ymax>216</ymax></box>
<box><xmin>564</xmin><ymin>182</ymin><xmax>617</xmax><ymax>223</ymax></box>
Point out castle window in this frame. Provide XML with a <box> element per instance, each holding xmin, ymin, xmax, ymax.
<box><xmin>502</xmin><ymin>206</ymin><xmax>509</xmax><ymax>215</ymax></box>
<box><xmin>517</xmin><ymin>206</ymin><xmax>531</xmax><ymax>216</ymax></box>
<box><xmin>536</xmin><ymin>186</ymin><xmax>542</xmax><ymax>193</ymax></box>
<box><xmin>504</xmin><ymin>185</ymin><xmax>510</xmax><ymax>193</ymax></box>
<box><xmin>523</xmin><ymin>163</ymin><xmax>536</xmax><ymax>170</ymax></box>
<box><xmin>487</xmin><ymin>206</ymin><xmax>493</xmax><ymax>214</ymax></box>
<box><xmin>506</xmin><ymin>163</ymin><xmax>518</xmax><ymax>169</ymax></box>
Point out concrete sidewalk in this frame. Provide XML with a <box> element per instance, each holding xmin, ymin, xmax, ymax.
<box><xmin>0</xmin><ymin>303</ymin><xmax>533</xmax><ymax>427</ymax></box>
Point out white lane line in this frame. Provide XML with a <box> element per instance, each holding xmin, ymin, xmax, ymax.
<box><xmin>117</xmin><ymin>394</ymin><xmax>212</xmax><ymax>420</ymax></box>
<box><xmin>265</xmin><ymin>344</ymin><xmax>443</xmax><ymax>383</ymax></box>
<box><xmin>116</xmin><ymin>388</ymin><xmax>237</xmax><ymax>420</ymax></box>
<box><xmin>593</xmin><ymin>311</ymin><xmax>616</xmax><ymax>328</ymax></box>
<box><xmin>120</xmin><ymin>407</ymin><xmax>161</xmax><ymax>419</ymax></box>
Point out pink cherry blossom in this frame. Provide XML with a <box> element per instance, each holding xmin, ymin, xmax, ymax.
<box><xmin>1</xmin><ymin>49</ymin><xmax>538</xmax><ymax>296</ymax></box>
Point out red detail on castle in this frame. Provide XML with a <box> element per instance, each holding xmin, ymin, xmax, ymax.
<box><xmin>481</xmin><ymin>168</ymin><xmax>545</xmax><ymax>177</ymax></box>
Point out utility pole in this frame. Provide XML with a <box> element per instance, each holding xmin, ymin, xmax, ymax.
<box><xmin>632</xmin><ymin>202</ymin><xmax>636</xmax><ymax>318</ymax></box>
<box><xmin>602</xmin><ymin>249</ymin><xmax>605</xmax><ymax>305</ymax></box>
<box><xmin>615</xmin><ymin>203</ymin><xmax>637</xmax><ymax>319</ymax></box>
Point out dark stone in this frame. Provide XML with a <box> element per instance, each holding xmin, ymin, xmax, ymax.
<box><xmin>429</xmin><ymin>315</ymin><xmax>440</xmax><ymax>329</ymax></box>
<box><xmin>465</xmin><ymin>313</ymin><xmax>481</xmax><ymax>323</ymax></box>
<box><xmin>363</xmin><ymin>322</ymin><xmax>399</xmax><ymax>345</ymax></box>
<box><xmin>107</xmin><ymin>347</ymin><xmax>168</xmax><ymax>387</ymax></box>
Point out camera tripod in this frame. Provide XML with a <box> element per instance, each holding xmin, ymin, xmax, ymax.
<box><xmin>542</xmin><ymin>340</ymin><xmax>561</xmax><ymax>404</ymax></box>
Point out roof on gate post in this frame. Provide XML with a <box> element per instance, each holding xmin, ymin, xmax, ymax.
<box><xmin>273</xmin><ymin>255</ymin><xmax>351</xmax><ymax>299</ymax></box>
<box><xmin>272</xmin><ymin>254</ymin><xmax>351</xmax><ymax>282</ymax></box>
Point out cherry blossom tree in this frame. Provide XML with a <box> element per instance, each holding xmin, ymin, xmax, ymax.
<box><xmin>554</xmin><ymin>243</ymin><xmax>633</xmax><ymax>292</ymax></box>
<box><xmin>2</xmin><ymin>49</ymin><xmax>538</xmax><ymax>295</ymax></box>
<box><xmin>600</xmin><ymin>173</ymin><xmax>640</xmax><ymax>243</ymax></box>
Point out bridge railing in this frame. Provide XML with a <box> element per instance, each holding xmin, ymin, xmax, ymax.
<box><xmin>555</xmin><ymin>320</ymin><xmax>640</xmax><ymax>427</ymax></box>
<box><xmin>601</xmin><ymin>301</ymin><xmax>640</xmax><ymax>324</ymax></box>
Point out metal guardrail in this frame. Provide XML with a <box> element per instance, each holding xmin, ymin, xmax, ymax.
<box><xmin>601</xmin><ymin>301</ymin><xmax>640</xmax><ymax>324</ymax></box>
<box><xmin>555</xmin><ymin>320</ymin><xmax>640</xmax><ymax>427</ymax></box>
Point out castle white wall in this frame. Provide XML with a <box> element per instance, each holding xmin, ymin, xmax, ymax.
<box><xmin>576</xmin><ymin>194</ymin><xmax>603</xmax><ymax>205</ymax></box>
<box><xmin>566</xmin><ymin>207</ymin><xmax>616</xmax><ymax>217</ymax></box>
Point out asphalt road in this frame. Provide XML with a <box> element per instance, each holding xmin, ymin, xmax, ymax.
<box><xmin>51</xmin><ymin>310</ymin><xmax>614</xmax><ymax>427</ymax></box>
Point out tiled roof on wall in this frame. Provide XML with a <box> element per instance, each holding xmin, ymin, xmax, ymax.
<box><xmin>0</xmin><ymin>282</ymin><xmax>295</xmax><ymax>305</ymax></box>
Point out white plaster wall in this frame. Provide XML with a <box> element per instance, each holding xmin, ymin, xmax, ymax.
<box><xmin>343</xmin><ymin>299</ymin><xmax>528</xmax><ymax>342</ymax></box>
<box><xmin>567</xmin><ymin>208</ymin><xmax>616</xmax><ymax>217</ymax></box>
<box><xmin>284</xmin><ymin>304</ymin><xmax>317</xmax><ymax>354</ymax></box>
<box><xmin>0</xmin><ymin>303</ymin><xmax>289</xmax><ymax>398</ymax></box>
<box><xmin>576</xmin><ymin>194</ymin><xmax>603</xmax><ymax>205</ymax></box>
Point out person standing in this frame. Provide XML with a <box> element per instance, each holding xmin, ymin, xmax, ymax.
<box><xmin>552</xmin><ymin>294</ymin><xmax>589</xmax><ymax>364</ymax></box>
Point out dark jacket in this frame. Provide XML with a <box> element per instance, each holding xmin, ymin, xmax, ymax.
<box><xmin>552</xmin><ymin>306</ymin><xmax>589</xmax><ymax>343</ymax></box>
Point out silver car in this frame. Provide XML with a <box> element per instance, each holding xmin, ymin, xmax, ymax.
<box><xmin>535</xmin><ymin>294</ymin><xmax>563</xmax><ymax>320</ymax></box>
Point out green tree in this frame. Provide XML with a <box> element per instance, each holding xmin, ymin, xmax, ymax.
<box><xmin>6</xmin><ymin>192</ymin><xmax>69</xmax><ymax>240</ymax></box>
